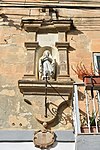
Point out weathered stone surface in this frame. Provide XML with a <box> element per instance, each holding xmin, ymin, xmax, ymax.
<box><xmin>0</xmin><ymin>1</ymin><xmax>100</xmax><ymax>130</ymax></box>
<box><xmin>0</xmin><ymin>89</ymin><xmax>15</xmax><ymax>96</ymax></box>
<box><xmin>8</xmin><ymin>115</ymin><xmax>29</xmax><ymax>127</ymax></box>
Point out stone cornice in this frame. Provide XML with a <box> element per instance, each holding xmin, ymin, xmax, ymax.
<box><xmin>0</xmin><ymin>1</ymin><xmax>100</xmax><ymax>9</ymax></box>
<box><xmin>25</xmin><ymin>42</ymin><xmax>39</xmax><ymax>49</ymax></box>
<box><xmin>73</xmin><ymin>17</ymin><xmax>100</xmax><ymax>31</ymax></box>
<box><xmin>21</xmin><ymin>18</ymin><xmax>72</xmax><ymax>32</ymax></box>
<box><xmin>55</xmin><ymin>42</ymin><xmax>69</xmax><ymax>49</ymax></box>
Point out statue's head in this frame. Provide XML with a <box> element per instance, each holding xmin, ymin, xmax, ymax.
<box><xmin>43</xmin><ymin>50</ymin><xmax>50</xmax><ymax>57</ymax></box>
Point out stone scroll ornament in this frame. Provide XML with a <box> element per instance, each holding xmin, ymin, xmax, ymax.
<box><xmin>39</xmin><ymin>50</ymin><xmax>56</xmax><ymax>80</ymax></box>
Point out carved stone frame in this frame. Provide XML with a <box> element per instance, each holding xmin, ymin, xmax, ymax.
<box><xmin>21</xmin><ymin>18</ymin><xmax>72</xmax><ymax>81</ymax></box>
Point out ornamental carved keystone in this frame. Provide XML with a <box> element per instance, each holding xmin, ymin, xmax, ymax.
<box><xmin>34</xmin><ymin>130</ymin><xmax>55</xmax><ymax>149</ymax></box>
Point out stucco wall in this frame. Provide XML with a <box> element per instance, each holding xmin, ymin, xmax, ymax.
<box><xmin>0</xmin><ymin>1</ymin><xmax>100</xmax><ymax>130</ymax></box>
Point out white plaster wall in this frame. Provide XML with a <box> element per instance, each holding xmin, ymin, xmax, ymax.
<box><xmin>37</xmin><ymin>33</ymin><xmax>59</xmax><ymax>62</ymax></box>
<box><xmin>0</xmin><ymin>142</ymin><xmax>75</xmax><ymax>150</ymax></box>
<box><xmin>37</xmin><ymin>33</ymin><xmax>58</xmax><ymax>47</ymax></box>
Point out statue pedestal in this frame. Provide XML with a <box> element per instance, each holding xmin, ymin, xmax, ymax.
<box><xmin>18</xmin><ymin>79</ymin><xmax>73</xmax><ymax>125</ymax></box>
<box><xmin>18</xmin><ymin>80</ymin><xmax>73</xmax><ymax>96</ymax></box>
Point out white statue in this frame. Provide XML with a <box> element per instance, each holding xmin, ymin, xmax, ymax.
<box><xmin>39</xmin><ymin>50</ymin><xmax>55</xmax><ymax>80</ymax></box>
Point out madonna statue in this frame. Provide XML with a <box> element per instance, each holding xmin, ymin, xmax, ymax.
<box><xmin>39</xmin><ymin>50</ymin><xmax>56</xmax><ymax>80</ymax></box>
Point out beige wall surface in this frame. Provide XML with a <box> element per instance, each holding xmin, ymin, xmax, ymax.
<box><xmin>0</xmin><ymin>1</ymin><xmax>100</xmax><ymax>130</ymax></box>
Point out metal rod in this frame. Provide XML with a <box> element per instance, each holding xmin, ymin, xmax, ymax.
<box><xmin>92</xmin><ymin>97</ymin><xmax>98</xmax><ymax>133</ymax></box>
<box><xmin>85</xmin><ymin>90</ymin><xmax>90</xmax><ymax>133</ymax></box>
<box><xmin>97</xmin><ymin>91</ymin><xmax>100</xmax><ymax>119</ymax></box>
<box><xmin>47</xmin><ymin>81</ymin><xmax>67</xmax><ymax>102</ymax></box>
<box><xmin>90</xmin><ymin>76</ymin><xmax>98</xmax><ymax>132</ymax></box>
<box><xmin>73</xmin><ymin>93</ymin><xmax>78</xmax><ymax>136</ymax></box>
<box><xmin>74</xmin><ymin>84</ymin><xmax>81</xmax><ymax>134</ymax></box>
<box><xmin>45</xmin><ymin>73</ymin><xmax>48</xmax><ymax>118</ymax></box>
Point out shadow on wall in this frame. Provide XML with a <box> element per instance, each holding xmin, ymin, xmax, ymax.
<box><xmin>0</xmin><ymin>13</ymin><xmax>21</xmax><ymax>30</ymax></box>
<box><xmin>78</xmin><ymin>90</ymin><xmax>86</xmax><ymax>101</ymax></box>
<box><xmin>47</xmin><ymin>100</ymin><xmax>72</xmax><ymax>129</ymax></box>
<box><xmin>24</xmin><ymin>98</ymin><xmax>72</xmax><ymax>129</ymax></box>
<box><xmin>68</xmin><ymin>26</ymin><xmax>84</xmax><ymax>35</ymax></box>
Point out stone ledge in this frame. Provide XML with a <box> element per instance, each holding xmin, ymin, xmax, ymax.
<box><xmin>76</xmin><ymin>134</ymin><xmax>100</xmax><ymax>150</ymax></box>
<box><xmin>18</xmin><ymin>79</ymin><xmax>74</xmax><ymax>96</ymax></box>
<box><xmin>0</xmin><ymin>130</ymin><xmax>75</xmax><ymax>142</ymax></box>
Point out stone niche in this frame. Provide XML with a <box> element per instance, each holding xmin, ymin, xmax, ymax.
<box><xmin>21</xmin><ymin>19</ymin><xmax>73</xmax><ymax>81</ymax></box>
<box><xmin>18</xmin><ymin>8</ymin><xmax>73</xmax><ymax>130</ymax></box>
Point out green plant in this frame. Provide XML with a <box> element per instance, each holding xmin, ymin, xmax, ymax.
<box><xmin>90</xmin><ymin>112</ymin><xmax>96</xmax><ymax>126</ymax></box>
<box><xmin>81</xmin><ymin>112</ymin><xmax>97</xmax><ymax>127</ymax></box>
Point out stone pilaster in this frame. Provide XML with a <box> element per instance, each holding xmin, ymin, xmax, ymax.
<box><xmin>24</xmin><ymin>42</ymin><xmax>39</xmax><ymax>80</ymax></box>
<box><xmin>55</xmin><ymin>42</ymin><xmax>71</xmax><ymax>81</ymax></box>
